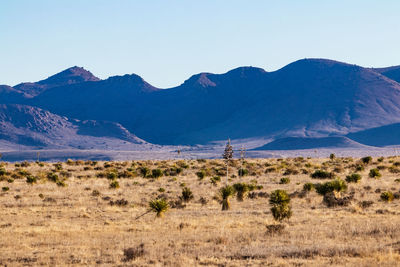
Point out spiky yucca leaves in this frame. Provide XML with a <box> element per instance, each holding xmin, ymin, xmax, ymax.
<box><xmin>269</xmin><ymin>189</ymin><xmax>292</xmax><ymax>222</ymax></box>
<box><xmin>271</xmin><ymin>204</ymin><xmax>292</xmax><ymax>222</ymax></box>
<box><xmin>149</xmin><ymin>198</ymin><xmax>169</xmax><ymax>218</ymax></box>
<box><xmin>181</xmin><ymin>187</ymin><xmax>194</xmax><ymax>202</ymax></box>
<box><xmin>269</xmin><ymin>190</ymin><xmax>290</xmax><ymax>206</ymax></box>
<box><xmin>233</xmin><ymin>183</ymin><xmax>249</xmax><ymax>201</ymax></box>
<box><xmin>218</xmin><ymin>185</ymin><xmax>235</xmax><ymax>211</ymax></box>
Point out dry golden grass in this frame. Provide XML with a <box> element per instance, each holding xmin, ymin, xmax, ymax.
<box><xmin>1</xmin><ymin>156</ymin><xmax>400</xmax><ymax>266</ymax></box>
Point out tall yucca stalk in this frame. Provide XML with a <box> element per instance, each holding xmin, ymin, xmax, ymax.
<box><xmin>222</xmin><ymin>139</ymin><xmax>233</xmax><ymax>184</ymax></box>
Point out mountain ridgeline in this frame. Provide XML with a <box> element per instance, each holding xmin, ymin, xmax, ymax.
<box><xmin>2</xmin><ymin>58</ymin><xmax>400</xmax><ymax>150</ymax></box>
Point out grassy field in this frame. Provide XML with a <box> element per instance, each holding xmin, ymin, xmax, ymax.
<box><xmin>1</xmin><ymin>156</ymin><xmax>400</xmax><ymax>266</ymax></box>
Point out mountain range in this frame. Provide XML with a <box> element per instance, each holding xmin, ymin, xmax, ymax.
<box><xmin>2</xmin><ymin>58</ymin><xmax>400</xmax><ymax>151</ymax></box>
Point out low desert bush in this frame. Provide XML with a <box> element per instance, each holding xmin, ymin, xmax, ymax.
<box><xmin>380</xmin><ymin>191</ymin><xmax>394</xmax><ymax>202</ymax></box>
<box><xmin>26</xmin><ymin>175</ymin><xmax>37</xmax><ymax>184</ymax></box>
<box><xmin>151</xmin><ymin>169</ymin><xmax>163</xmax><ymax>179</ymax></box>
<box><xmin>315</xmin><ymin>179</ymin><xmax>347</xmax><ymax>195</ymax></box>
<box><xmin>123</xmin><ymin>244</ymin><xmax>145</xmax><ymax>262</ymax></box>
<box><xmin>345</xmin><ymin>173</ymin><xmax>361</xmax><ymax>183</ymax></box>
<box><xmin>369</xmin><ymin>168</ymin><xmax>381</xmax><ymax>178</ymax></box>
<box><xmin>181</xmin><ymin>187</ymin><xmax>194</xmax><ymax>202</ymax></box>
<box><xmin>311</xmin><ymin>170</ymin><xmax>333</xmax><ymax>179</ymax></box>
<box><xmin>210</xmin><ymin>176</ymin><xmax>221</xmax><ymax>186</ymax></box>
<box><xmin>362</xmin><ymin>156</ymin><xmax>372</xmax><ymax>164</ymax></box>
<box><xmin>238</xmin><ymin>168</ymin><xmax>249</xmax><ymax>177</ymax></box>
<box><xmin>109</xmin><ymin>180</ymin><xmax>120</xmax><ymax>189</ymax></box>
<box><xmin>303</xmin><ymin>182</ymin><xmax>315</xmax><ymax>192</ymax></box>
<box><xmin>279</xmin><ymin>177</ymin><xmax>290</xmax><ymax>184</ymax></box>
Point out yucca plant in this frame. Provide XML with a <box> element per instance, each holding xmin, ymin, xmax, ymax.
<box><xmin>218</xmin><ymin>185</ymin><xmax>235</xmax><ymax>210</ymax></box>
<box><xmin>269</xmin><ymin>189</ymin><xmax>292</xmax><ymax>222</ymax></box>
<box><xmin>181</xmin><ymin>187</ymin><xmax>194</xmax><ymax>202</ymax></box>
<box><xmin>233</xmin><ymin>183</ymin><xmax>249</xmax><ymax>201</ymax></box>
<box><xmin>271</xmin><ymin>203</ymin><xmax>292</xmax><ymax>222</ymax></box>
<box><xmin>380</xmin><ymin>191</ymin><xmax>394</xmax><ymax>202</ymax></box>
<box><xmin>149</xmin><ymin>198</ymin><xmax>169</xmax><ymax>218</ymax></box>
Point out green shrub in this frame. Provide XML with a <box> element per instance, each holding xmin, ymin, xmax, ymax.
<box><xmin>269</xmin><ymin>190</ymin><xmax>290</xmax><ymax>206</ymax></box>
<box><xmin>218</xmin><ymin>185</ymin><xmax>235</xmax><ymax>210</ymax></box>
<box><xmin>279</xmin><ymin>177</ymin><xmax>290</xmax><ymax>184</ymax></box>
<box><xmin>269</xmin><ymin>190</ymin><xmax>292</xmax><ymax>222</ymax></box>
<box><xmin>151</xmin><ymin>169</ymin><xmax>163</xmax><ymax>179</ymax></box>
<box><xmin>210</xmin><ymin>176</ymin><xmax>221</xmax><ymax>186</ymax></box>
<box><xmin>355</xmin><ymin>164</ymin><xmax>365</xmax><ymax>171</ymax></box>
<box><xmin>149</xmin><ymin>198</ymin><xmax>169</xmax><ymax>217</ymax></box>
<box><xmin>345</xmin><ymin>173</ymin><xmax>361</xmax><ymax>183</ymax></box>
<box><xmin>380</xmin><ymin>191</ymin><xmax>394</xmax><ymax>202</ymax></box>
<box><xmin>109</xmin><ymin>180</ymin><xmax>120</xmax><ymax>189</ymax></box>
<box><xmin>0</xmin><ymin>168</ymin><xmax>6</xmax><ymax>176</ymax></box>
<box><xmin>238</xmin><ymin>168</ymin><xmax>249</xmax><ymax>177</ymax></box>
<box><xmin>138</xmin><ymin>167</ymin><xmax>150</xmax><ymax>178</ymax></box>
<box><xmin>47</xmin><ymin>172</ymin><xmax>59</xmax><ymax>182</ymax></box>
<box><xmin>303</xmin><ymin>182</ymin><xmax>315</xmax><ymax>191</ymax></box>
<box><xmin>56</xmin><ymin>180</ymin><xmax>67</xmax><ymax>187</ymax></box>
<box><xmin>106</xmin><ymin>171</ymin><xmax>118</xmax><ymax>180</ymax></box>
<box><xmin>26</xmin><ymin>175</ymin><xmax>37</xmax><ymax>184</ymax></box>
<box><xmin>311</xmin><ymin>170</ymin><xmax>333</xmax><ymax>179</ymax></box>
<box><xmin>362</xmin><ymin>156</ymin><xmax>372</xmax><ymax>164</ymax></box>
<box><xmin>271</xmin><ymin>203</ymin><xmax>292</xmax><ymax>222</ymax></box>
<box><xmin>330</xmin><ymin>153</ymin><xmax>336</xmax><ymax>160</ymax></box>
<box><xmin>315</xmin><ymin>179</ymin><xmax>347</xmax><ymax>195</ymax></box>
<box><xmin>196</xmin><ymin>170</ymin><xmax>207</xmax><ymax>180</ymax></box>
<box><xmin>233</xmin><ymin>183</ymin><xmax>250</xmax><ymax>201</ymax></box>
<box><xmin>53</xmin><ymin>163</ymin><xmax>63</xmax><ymax>171</ymax></box>
<box><xmin>181</xmin><ymin>187</ymin><xmax>194</xmax><ymax>202</ymax></box>
<box><xmin>158</xmin><ymin>187</ymin><xmax>165</xmax><ymax>192</ymax></box>
<box><xmin>369</xmin><ymin>168</ymin><xmax>381</xmax><ymax>178</ymax></box>
<box><xmin>2</xmin><ymin>186</ymin><xmax>9</xmax><ymax>192</ymax></box>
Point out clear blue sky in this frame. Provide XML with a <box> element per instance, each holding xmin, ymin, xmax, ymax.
<box><xmin>1</xmin><ymin>0</ymin><xmax>400</xmax><ymax>88</ymax></box>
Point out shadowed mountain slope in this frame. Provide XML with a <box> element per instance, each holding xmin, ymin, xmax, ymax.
<box><xmin>2</xmin><ymin>58</ymin><xmax>400</xmax><ymax>147</ymax></box>
<box><xmin>27</xmin><ymin>59</ymin><xmax>400</xmax><ymax>145</ymax></box>
<box><xmin>372</xmin><ymin>66</ymin><xmax>400</xmax><ymax>83</ymax></box>
<box><xmin>347</xmin><ymin>123</ymin><xmax>400</xmax><ymax>147</ymax></box>
<box><xmin>253</xmin><ymin>136</ymin><xmax>366</xmax><ymax>150</ymax></box>
<box><xmin>0</xmin><ymin>104</ymin><xmax>145</xmax><ymax>149</ymax></box>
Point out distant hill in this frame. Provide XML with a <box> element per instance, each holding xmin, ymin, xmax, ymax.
<box><xmin>14</xmin><ymin>66</ymin><xmax>100</xmax><ymax>97</ymax></box>
<box><xmin>26</xmin><ymin>59</ymin><xmax>400</xmax><ymax>145</ymax></box>
<box><xmin>0</xmin><ymin>104</ymin><xmax>146</xmax><ymax>149</ymax></box>
<box><xmin>253</xmin><ymin>136</ymin><xmax>366</xmax><ymax>150</ymax></box>
<box><xmin>347</xmin><ymin>123</ymin><xmax>400</xmax><ymax>147</ymax></box>
<box><xmin>372</xmin><ymin>66</ymin><xmax>400</xmax><ymax>83</ymax></box>
<box><xmin>2</xmin><ymin>58</ymin><xmax>400</xmax><ymax>149</ymax></box>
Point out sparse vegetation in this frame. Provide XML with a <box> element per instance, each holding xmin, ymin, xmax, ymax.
<box><xmin>149</xmin><ymin>198</ymin><xmax>169</xmax><ymax>217</ymax></box>
<box><xmin>269</xmin><ymin>189</ymin><xmax>292</xmax><ymax>222</ymax></box>
<box><xmin>311</xmin><ymin>170</ymin><xmax>333</xmax><ymax>179</ymax></box>
<box><xmin>315</xmin><ymin>179</ymin><xmax>347</xmax><ymax>195</ymax></box>
<box><xmin>380</xmin><ymin>191</ymin><xmax>394</xmax><ymax>202</ymax></box>
<box><xmin>218</xmin><ymin>185</ymin><xmax>235</xmax><ymax>210</ymax></box>
<box><xmin>279</xmin><ymin>177</ymin><xmax>290</xmax><ymax>184</ymax></box>
<box><xmin>345</xmin><ymin>173</ymin><xmax>361</xmax><ymax>183</ymax></box>
<box><xmin>369</xmin><ymin>168</ymin><xmax>382</xmax><ymax>178</ymax></box>
<box><xmin>0</xmin><ymin>157</ymin><xmax>399</xmax><ymax>266</ymax></box>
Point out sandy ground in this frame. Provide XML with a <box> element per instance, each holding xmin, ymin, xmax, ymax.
<box><xmin>1</xmin><ymin>157</ymin><xmax>400</xmax><ymax>266</ymax></box>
